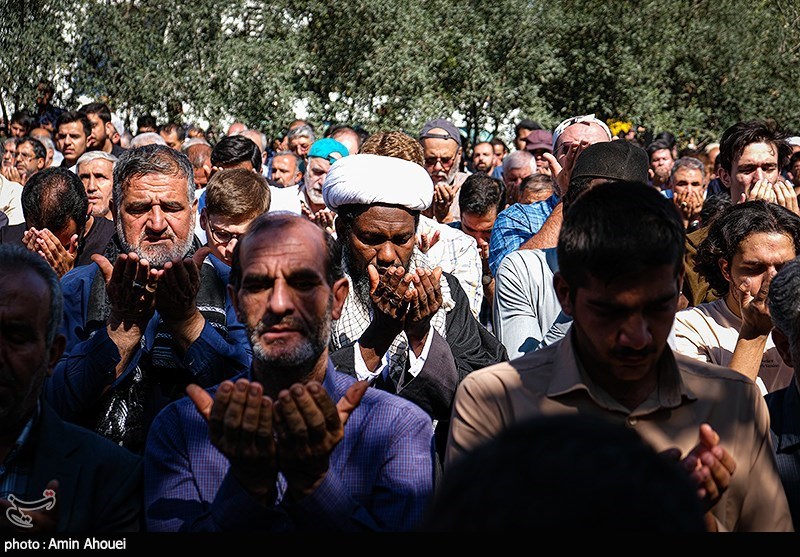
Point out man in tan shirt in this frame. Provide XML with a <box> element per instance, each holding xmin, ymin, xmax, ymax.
<box><xmin>446</xmin><ymin>181</ymin><xmax>792</xmax><ymax>532</ymax></box>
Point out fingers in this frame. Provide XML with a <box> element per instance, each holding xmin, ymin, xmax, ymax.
<box><xmin>542</xmin><ymin>152</ymin><xmax>562</xmax><ymax>178</ymax></box>
<box><xmin>208</xmin><ymin>380</ymin><xmax>234</xmax><ymax>444</ymax></box>
<box><xmin>192</xmin><ymin>246</ymin><xmax>212</xmax><ymax>268</ymax></box>
<box><xmin>91</xmin><ymin>254</ymin><xmax>115</xmax><ymax>282</ymax></box>
<box><xmin>697</xmin><ymin>423</ymin><xmax>720</xmax><ymax>449</ymax></box>
<box><xmin>337</xmin><ymin>380</ymin><xmax>368</xmax><ymax>426</ymax></box>
<box><xmin>187</xmin><ymin>384</ymin><xmax>214</xmax><ymax>422</ymax></box>
<box><xmin>367</xmin><ymin>264</ymin><xmax>380</xmax><ymax>294</ymax></box>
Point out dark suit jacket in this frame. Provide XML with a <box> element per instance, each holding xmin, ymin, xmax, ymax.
<box><xmin>766</xmin><ymin>381</ymin><xmax>800</xmax><ymax>531</ymax></box>
<box><xmin>19</xmin><ymin>402</ymin><xmax>143</xmax><ymax>532</ymax></box>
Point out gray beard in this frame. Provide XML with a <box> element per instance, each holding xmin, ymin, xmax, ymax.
<box><xmin>249</xmin><ymin>300</ymin><xmax>332</xmax><ymax>380</ymax></box>
<box><xmin>116</xmin><ymin>218</ymin><xmax>195</xmax><ymax>268</ymax></box>
<box><xmin>342</xmin><ymin>243</ymin><xmax>374</xmax><ymax>308</ymax></box>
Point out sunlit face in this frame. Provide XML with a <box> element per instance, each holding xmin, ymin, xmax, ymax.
<box><xmin>78</xmin><ymin>158</ymin><xmax>114</xmax><ymax>219</ymax></box>
<box><xmin>472</xmin><ymin>143</ymin><xmax>494</xmax><ymax>173</ymax></box>
<box><xmin>230</xmin><ymin>222</ymin><xmax>347</xmax><ymax>387</ymax></box>
<box><xmin>503</xmin><ymin>165</ymin><xmax>533</xmax><ymax>206</ymax></box>
<box><xmin>160</xmin><ymin>129</ymin><xmax>182</xmax><ymax>151</ymax></box>
<box><xmin>514</xmin><ymin>127</ymin><xmax>532</xmax><ymax>151</ymax></box>
<box><xmin>719</xmin><ymin>142</ymin><xmax>781</xmax><ymax>202</ymax></box>
<box><xmin>200</xmin><ymin>210</ymin><xmax>253</xmax><ymax>266</ymax></box>
<box><xmin>670</xmin><ymin>167</ymin><xmax>706</xmax><ymax>197</ymax></box>
<box><xmin>9</xmin><ymin>122</ymin><xmax>27</xmax><ymax>138</ymax></box>
<box><xmin>649</xmin><ymin>149</ymin><xmax>674</xmax><ymax>184</ymax></box>
<box><xmin>0</xmin><ymin>268</ymin><xmax>64</xmax><ymax>430</ymax></box>
<box><xmin>720</xmin><ymin>231</ymin><xmax>795</xmax><ymax>312</ymax></box>
<box><xmin>303</xmin><ymin>157</ymin><xmax>331</xmax><ymax>205</ymax></box>
<box><xmin>117</xmin><ymin>172</ymin><xmax>196</xmax><ymax>267</ymax></box>
<box><xmin>460</xmin><ymin>209</ymin><xmax>496</xmax><ymax>244</ymax></box>
<box><xmin>422</xmin><ymin>134</ymin><xmax>461</xmax><ymax>186</ymax></box>
<box><xmin>492</xmin><ymin>143</ymin><xmax>506</xmax><ymax>165</ymax></box>
<box><xmin>288</xmin><ymin>136</ymin><xmax>312</xmax><ymax>158</ymax></box>
<box><xmin>14</xmin><ymin>141</ymin><xmax>44</xmax><ymax>176</ymax></box>
<box><xmin>2</xmin><ymin>140</ymin><xmax>15</xmax><ymax>169</ymax></box>
<box><xmin>556</xmin><ymin>264</ymin><xmax>681</xmax><ymax>389</ymax></box>
<box><xmin>270</xmin><ymin>154</ymin><xmax>301</xmax><ymax>187</ymax></box>
<box><xmin>85</xmin><ymin>112</ymin><xmax>111</xmax><ymax>150</ymax></box>
<box><xmin>554</xmin><ymin>122</ymin><xmax>610</xmax><ymax>168</ymax></box>
<box><xmin>56</xmin><ymin>122</ymin><xmax>88</xmax><ymax>165</ymax></box>
<box><xmin>340</xmin><ymin>205</ymin><xmax>416</xmax><ymax>304</ymax></box>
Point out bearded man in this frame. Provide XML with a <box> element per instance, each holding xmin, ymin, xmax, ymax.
<box><xmin>45</xmin><ymin>145</ymin><xmax>251</xmax><ymax>453</ymax></box>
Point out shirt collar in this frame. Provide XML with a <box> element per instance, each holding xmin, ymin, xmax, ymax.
<box><xmin>546</xmin><ymin>331</ymin><xmax>697</xmax><ymax>415</ymax></box>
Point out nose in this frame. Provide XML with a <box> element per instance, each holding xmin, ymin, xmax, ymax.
<box><xmin>754</xmin><ymin>167</ymin><xmax>766</xmax><ymax>182</ymax></box>
<box><xmin>223</xmin><ymin>236</ymin><xmax>239</xmax><ymax>261</ymax></box>
<box><xmin>375</xmin><ymin>242</ymin><xmax>399</xmax><ymax>269</ymax></box>
<box><xmin>86</xmin><ymin>176</ymin><xmax>97</xmax><ymax>193</ymax></box>
<box><xmin>618</xmin><ymin>313</ymin><xmax>651</xmax><ymax>350</ymax></box>
<box><xmin>146</xmin><ymin>206</ymin><xmax>167</xmax><ymax>235</ymax></box>
<box><xmin>268</xmin><ymin>278</ymin><xmax>293</xmax><ymax>316</ymax></box>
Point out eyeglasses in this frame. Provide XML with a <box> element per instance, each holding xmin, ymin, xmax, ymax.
<box><xmin>14</xmin><ymin>151</ymin><xmax>38</xmax><ymax>162</ymax></box>
<box><xmin>424</xmin><ymin>155</ymin><xmax>456</xmax><ymax>169</ymax></box>
<box><xmin>208</xmin><ymin>223</ymin><xmax>242</xmax><ymax>245</ymax></box>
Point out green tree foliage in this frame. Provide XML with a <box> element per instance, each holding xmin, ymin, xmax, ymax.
<box><xmin>1</xmin><ymin>0</ymin><xmax>798</xmax><ymax>145</ymax></box>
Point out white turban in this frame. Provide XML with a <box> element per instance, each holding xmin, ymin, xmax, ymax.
<box><xmin>322</xmin><ymin>154</ymin><xmax>433</xmax><ymax>212</ymax></box>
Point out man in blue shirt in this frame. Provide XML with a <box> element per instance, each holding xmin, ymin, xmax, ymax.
<box><xmin>46</xmin><ymin>145</ymin><xmax>251</xmax><ymax>453</ymax></box>
<box><xmin>144</xmin><ymin>212</ymin><xmax>435</xmax><ymax>531</ymax></box>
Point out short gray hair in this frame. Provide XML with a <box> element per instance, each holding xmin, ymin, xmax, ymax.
<box><xmin>76</xmin><ymin>150</ymin><xmax>118</xmax><ymax>171</ymax></box>
<box><xmin>0</xmin><ymin>244</ymin><xmax>63</xmax><ymax>349</ymax></box>
<box><xmin>113</xmin><ymin>145</ymin><xmax>195</xmax><ymax>217</ymax></box>
<box><xmin>130</xmin><ymin>132</ymin><xmax>167</xmax><ymax>149</ymax></box>
<box><xmin>768</xmin><ymin>257</ymin><xmax>800</xmax><ymax>351</ymax></box>
<box><xmin>502</xmin><ymin>149</ymin><xmax>536</xmax><ymax>173</ymax></box>
<box><xmin>30</xmin><ymin>132</ymin><xmax>55</xmax><ymax>154</ymax></box>
<box><xmin>287</xmin><ymin>124</ymin><xmax>315</xmax><ymax>142</ymax></box>
<box><xmin>670</xmin><ymin>157</ymin><xmax>706</xmax><ymax>182</ymax></box>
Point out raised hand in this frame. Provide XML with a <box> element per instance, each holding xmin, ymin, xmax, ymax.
<box><xmin>153</xmin><ymin>247</ymin><xmax>210</xmax><ymax>323</ymax></box>
<box><xmin>188</xmin><ymin>380</ymin><xmax>278</xmax><ymax>504</ymax></box>
<box><xmin>273</xmin><ymin>380</ymin><xmax>367</xmax><ymax>500</ymax></box>
<box><xmin>772</xmin><ymin>179</ymin><xmax>800</xmax><ymax>215</ymax></box>
<box><xmin>92</xmin><ymin>252</ymin><xmax>159</xmax><ymax>325</ymax></box>
<box><xmin>368</xmin><ymin>264</ymin><xmax>412</xmax><ymax>325</ymax></box>
<box><xmin>432</xmin><ymin>183</ymin><xmax>456</xmax><ymax>222</ymax></box>
<box><xmin>23</xmin><ymin>227</ymin><xmax>78</xmax><ymax>278</ymax></box>
<box><xmin>405</xmin><ymin>267</ymin><xmax>443</xmax><ymax>352</ymax></box>
<box><xmin>682</xmin><ymin>425</ymin><xmax>736</xmax><ymax>506</ymax></box>
<box><xmin>416</xmin><ymin>229</ymin><xmax>440</xmax><ymax>254</ymax></box>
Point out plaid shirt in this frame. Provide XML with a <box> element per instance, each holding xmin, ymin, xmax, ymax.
<box><xmin>419</xmin><ymin>216</ymin><xmax>483</xmax><ymax>318</ymax></box>
<box><xmin>0</xmin><ymin>401</ymin><xmax>40</xmax><ymax>500</ymax></box>
<box><xmin>488</xmin><ymin>195</ymin><xmax>559</xmax><ymax>276</ymax></box>
<box><xmin>144</xmin><ymin>362</ymin><xmax>435</xmax><ymax>532</ymax></box>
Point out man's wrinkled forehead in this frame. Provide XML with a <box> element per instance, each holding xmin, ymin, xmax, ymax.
<box><xmin>555</xmin><ymin>121</ymin><xmax>611</xmax><ymax>154</ymax></box>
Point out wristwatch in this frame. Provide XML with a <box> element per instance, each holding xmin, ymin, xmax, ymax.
<box><xmin>481</xmin><ymin>274</ymin><xmax>493</xmax><ymax>286</ymax></box>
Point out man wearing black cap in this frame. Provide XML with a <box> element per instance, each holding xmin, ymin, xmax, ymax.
<box><xmin>419</xmin><ymin>118</ymin><xmax>469</xmax><ymax>224</ymax></box>
<box><xmin>493</xmin><ymin>141</ymin><xmax>650</xmax><ymax>359</ymax></box>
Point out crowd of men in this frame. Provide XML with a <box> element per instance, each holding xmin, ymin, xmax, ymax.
<box><xmin>2</xmin><ymin>78</ymin><xmax>800</xmax><ymax>533</ymax></box>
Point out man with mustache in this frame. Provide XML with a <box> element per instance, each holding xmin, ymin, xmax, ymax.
<box><xmin>324</xmin><ymin>154</ymin><xmax>507</xmax><ymax>460</ymax></box>
<box><xmin>45</xmin><ymin>145</ymin><xmax>251</xmax><ymax>453</ymax></box>
<box><xmin>447</xmin><ymin>182</ymin><xmax>792</xmax><ymax>532</ymax></box>
<box><xmin>419</xmin><ymin>118</ymin><xmax>469</xmax><ymax>224</ymax></box>
<box><xmin>143</xmin><ymin>212</ymin><xmax>434</xmax><ymax>531</ymax></box>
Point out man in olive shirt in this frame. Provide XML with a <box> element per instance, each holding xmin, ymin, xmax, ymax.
<box><xmin>446</xmin><ymin>182</ymin><xmax>792</xmax><ymax>532</ymax></box>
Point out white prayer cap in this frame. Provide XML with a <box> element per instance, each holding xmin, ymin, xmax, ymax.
<box><xmin>322</xmin><ymin>153</ymin><xmax>433</xmax><ymax>212</ymax></box>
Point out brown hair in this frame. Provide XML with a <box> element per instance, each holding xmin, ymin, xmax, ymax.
<box><xmin>205</xmin><ymin>168</ymin><xmax>270</xmax><ymax>220</ymax></box>
<box><xmin>361</xmin><ymin>131</ymin><xmax>424</xmax><ymax>167</ymax></box>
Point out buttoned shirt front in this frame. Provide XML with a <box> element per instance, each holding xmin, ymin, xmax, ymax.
<box><xmin>446</xmin><ymin>331</ymin><xmax>793</xmax><ymax>532</ymax></box>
